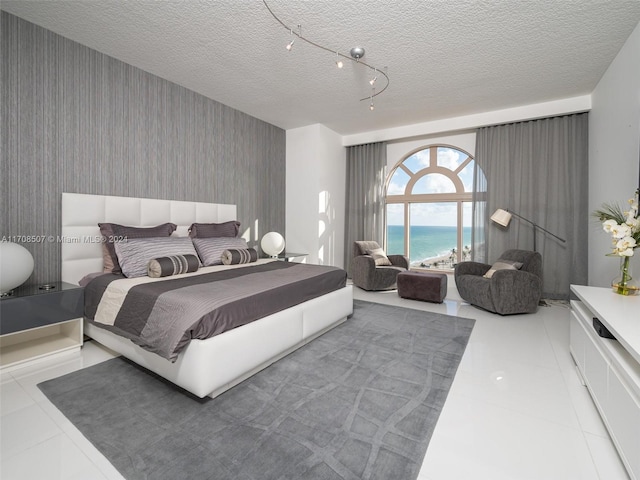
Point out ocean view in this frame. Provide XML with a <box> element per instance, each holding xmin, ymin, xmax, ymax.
<box><xmin>387</xmin><ymin>225</ymin><xmax>472</xmax><ymax>265</ymax></box>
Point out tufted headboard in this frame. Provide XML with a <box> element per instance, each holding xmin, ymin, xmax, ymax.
<box><xmin>61</xmin><ymin>193</ymin><xmax>237</xmax><ymax>285</ymax></box>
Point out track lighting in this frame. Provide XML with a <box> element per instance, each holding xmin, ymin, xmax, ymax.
<box><xmin>263</xmin><ymin>0</ymin><xmax>389</xmax><ymax>110</ymax></box>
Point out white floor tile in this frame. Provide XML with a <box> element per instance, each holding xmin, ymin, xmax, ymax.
<box><xmin>0</xmin><ymin>379</ymin><xmax>35</xmax><ymax>417</ymax></box>
<box><xmin>421</xmin><ymin>392</ymin><xmax>600</xmax><ymax>480</ymax></box>
<box><xmin>0</xmin><ymin>402</ymin><xmax>61</xmax><ymax>459</ymax></box>
<box><xmin>584</xmin><ymin>431</ymin><xmax>631</xmax><ymax>480</ymax></box>
<box><xmin>1</xmin><ymin>433</ymin><xmax>108</xmax><ymax>480</ymax></box>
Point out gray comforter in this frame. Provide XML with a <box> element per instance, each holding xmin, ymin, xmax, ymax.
<box><xmin>84</xmin><ymin>261</ymin><xmax>347</xmax><ymax>361</ymax></box>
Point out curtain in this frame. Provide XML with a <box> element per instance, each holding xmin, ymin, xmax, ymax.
<box><xmin>474</xmin><ymin>113</ymin><xmax>589</xmax><ymax>299</ymax></box>
<box><xmin>344</xmin><ymin>142</ymin><xmax>387</xmax><ymax>277</ymax></box>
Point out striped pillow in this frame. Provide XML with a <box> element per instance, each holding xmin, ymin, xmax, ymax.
<box><xmin>148</xmin><ymin>254</ymin><xmax>200</xmax><ymax>278</ymax></box>
<box><xmin>114</xmin><ymin>237</ymin><xmax>200</xmax><ymax>278</ymax></box>
<box><xmin>192</xmin><ymin>237</ymin><xmax>248</xmax><ymax>266</ymax></box>
<box><xmin>221</xmin><ymin>248</ymin><xmax>258</xmax><ymax>265</ymax></box>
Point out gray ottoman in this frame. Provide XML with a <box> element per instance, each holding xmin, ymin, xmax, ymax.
<box><xmin>397</xmin><ymin>271</ymin><xmax>447</xmax><ymax>303</ymax></box>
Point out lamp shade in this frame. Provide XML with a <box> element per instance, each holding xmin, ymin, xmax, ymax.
<box><xmin>0</xmin><ymin>242</ymin><xmax>34</xmax><ymax>294</ymax></box>
<box><xmin>490</xmin><ymin>209</ymin><xmax>512</xmax><ymax>227</ymax></box>
<box><xmin>261</xmin><ymin>232</ymin><xmax>285</xmax><ymax>257</ymax></box>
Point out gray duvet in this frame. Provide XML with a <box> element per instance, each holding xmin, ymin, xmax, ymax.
<box><xmin>84</xmin><ymin>261</ymin><xmax>347</xmax><ymax>361</ymax></box>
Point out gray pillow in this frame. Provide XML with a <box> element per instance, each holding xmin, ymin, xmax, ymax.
<box><xmin>99</xmin><ymin>222</ymin><xmax>177</xmax><ymax>274</ymax></box>
<box><xmin>188</xmin><ymin>221</ymin><xmax>241</xmax><ymax>238</ymax></box>
<box><xmin>148</xmin><ymin>254</ymin><xmax>200</xmax><ymax>278</ymax></box>
<box><xmin>114</xmin><ymin>237</ymin><xmax>200</xmax><ymax>278</ymax></box>
<box><xmin>192</xmin><ymin>237</ymin><xmax>248</xmax><ymax>266</ymax></box>
<box><xmin>483</xmin><ymin>259</ymin><xmax>524</xmax><ymax>278</ymax></box>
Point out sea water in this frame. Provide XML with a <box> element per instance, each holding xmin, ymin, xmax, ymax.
<box><xmin>387</xmin><ymin>225</ymin><xmax>472</xmax><ymax>264</ymax></box>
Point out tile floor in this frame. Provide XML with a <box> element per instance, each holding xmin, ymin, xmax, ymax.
<box><xmin>0</xmin><ymin>277</ymin><xmax>631</xmax><ymax>480</ymax></box>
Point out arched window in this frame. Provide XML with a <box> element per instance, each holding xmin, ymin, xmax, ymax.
<box><xmin>385</xmin><ymin>145</ymin><xmax>484</xmax><ymax>269</ymax></box>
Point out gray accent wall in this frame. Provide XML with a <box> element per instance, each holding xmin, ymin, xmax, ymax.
<box><xmin>1</xmin><ymin>12</ymin><xmax>285</xmax><ymax>286</ymax></box>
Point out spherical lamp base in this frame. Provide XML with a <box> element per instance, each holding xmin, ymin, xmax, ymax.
<box><xmin>261</xmin><ymin>232</ymin><xmax>285</xmax><ymax>258</ymax></box>
<box><xmin>0</xmin><ymin>242</ymin><xmax>35</xmax><ymax>294</ymax></box>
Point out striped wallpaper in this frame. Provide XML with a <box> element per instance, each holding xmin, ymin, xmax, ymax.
<box><xmin>0</xmin><ymin>12</ymin><xmax>286</xmax><ymax>286</ymax></box>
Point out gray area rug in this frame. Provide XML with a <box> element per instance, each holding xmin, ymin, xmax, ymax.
<box><xmin>39</xmin><ymin>300</ymin><xmax>475</xmax><ymax>480</ymax></box>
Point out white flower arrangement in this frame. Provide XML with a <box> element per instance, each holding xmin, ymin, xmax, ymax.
<box><xmin>593</xmin><ymin>189</ymin><xmax>639</xmax><ymax>295</ymax></box>
<box><xmin>595</xmin><ymin>190</ymin><xmax>639</xmax><ymax>257</ymax></box>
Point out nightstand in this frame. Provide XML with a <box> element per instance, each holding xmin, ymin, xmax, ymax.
<box><xmin>269</xmin><ymin>252</ymin><xmax>308</xmax><ymax>262</ymax></box>
<box><xmin>0</xmin><ymin>282</ymin><xmax>84</xmax><ymax>370</ymax></box>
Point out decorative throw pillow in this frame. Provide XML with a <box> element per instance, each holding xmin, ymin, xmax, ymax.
<box><xmin>221</xmin><ymin>248</ymin><xmax>258</xmax><ymax>265</ymax></box>
<box><xmin>483</xmin><ymin>259</ymin><xmax>524</xmax><ymax>279</ymax></box>
<box><xmin>192</xmin><ymin>237</ymin><xmax>248</xmax><ymax>266</ymax></box>
<box><xmin>99</xmin><ymin>222</ymin><xmax>177</xmax><ymax>274</ymax></box>
<box><xmin>148</xmin><ymin>254</ymin><xmax>200</xmax><ymax>278</ymax></box>
<box><xmin>114</xmin><ymin>236</ymin><xmax>199</xmax><ymax>278</ymax></box>
<box><xmin>366</xmin><ymin>247</ymin><xmax>392</xmax><ymax>266</ymax></box>
<box><xmin>188</xmin><ymin>221</ymin><xmax>241</xmax><ymax>238</ymax></box>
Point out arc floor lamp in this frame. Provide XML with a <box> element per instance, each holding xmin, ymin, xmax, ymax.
<box><xmin>490</xmin><ymin>209</ymin><xmax>566</xmax><ymax>251</ymax></box>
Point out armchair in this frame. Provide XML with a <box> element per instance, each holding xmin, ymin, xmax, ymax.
<box><xmin>454</xmin><ymin>249</ymin><xmax>542</xmax><ymax>315</ymax></box>
<box><xmin>351</xmin><ymin>241</ymin><xmax>409</xmax><ymax>291</ymax></box>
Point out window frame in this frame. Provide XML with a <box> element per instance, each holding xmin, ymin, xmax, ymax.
<box><xmin>385</xmin><ymin>144</ymin><xmax>475</xmax><ymax>268</ymax></box>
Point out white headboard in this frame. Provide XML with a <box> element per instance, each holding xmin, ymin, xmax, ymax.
<box><xmin>61</xmin><ymin>193</ymin><xmax>237</xmax><ymax>285</ymax></box>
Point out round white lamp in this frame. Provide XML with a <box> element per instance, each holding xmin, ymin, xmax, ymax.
<box><xmin>261</xmin><ymin>232</ymin><xmax>285</xmax><ymax>258</ymax></box>
<box><xmin>0</xmin><ymin>242</ymin><xmax>35</xmax><ymax>294</ymax></box>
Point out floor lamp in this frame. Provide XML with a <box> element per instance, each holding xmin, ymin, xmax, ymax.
<box><xmin>490</xmin><ymin>208</ymin><xmax>566</xmax><ymax>251</ymax></box>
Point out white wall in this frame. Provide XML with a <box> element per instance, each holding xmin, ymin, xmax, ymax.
<box><xmin>286</xmin><ymin>124</ymin><xmax>346</xmax><ymax>267</ymax></box>
<box><xmin>588</xmin><ymin>21</ymin><xmax>640</xmax><ymax>286</ymax></box>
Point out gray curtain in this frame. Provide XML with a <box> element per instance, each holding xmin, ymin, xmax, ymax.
<box><xmin>474</xmin><ymin>113</ymin><xmax>589</xmax><ymax>299</ymax></box>
<box><xmin>344</xmin><ymin>142</ymin><xmax>387</xmax><ymax>277</ymax></box>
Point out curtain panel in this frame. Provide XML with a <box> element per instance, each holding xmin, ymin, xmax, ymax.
<box><xmin>344</xmin><ymin>142</ymin><xmax>387</xmax><ymax>277</ymax></box>
<box><xmin>474</xmin><ymin>113</ymin><xmax>589</xmax><ymax>299</ymax></box>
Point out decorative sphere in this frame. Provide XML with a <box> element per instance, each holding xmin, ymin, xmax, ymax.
<box><xmin>0</xmin><ymin>242</ymin><xmax>35</xmax><ymax>294</ymax></box>
<box><xmin>261</xmin><ymin>232</ymin><xmax>285</xmax><ymax>257</ymax></box>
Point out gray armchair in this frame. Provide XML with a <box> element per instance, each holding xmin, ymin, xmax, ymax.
<box><xmin>351</xmin><ymin>241</ymin><xmax>409</xmax><ymax>291</ymax></box>
<box><xmin>454</xmin><ymin>249</ymin><xmax>542</xmax><ymax>315</ymax></box>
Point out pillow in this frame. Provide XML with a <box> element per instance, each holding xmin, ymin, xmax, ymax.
<box><xmin>148</xmin><ymin>254</ymin><xmax>200</xmax><ymax>278</ymax></box>
<box><xmin>114</xmin><ymin>237</ymin><xmax>200</xmax><ymax>278</ymax></box>
<box><xmin>192</xmin><ymin>237</ymin><xmax>248</xmax><ymax>266</ymax></box>
<box><xmin>366</xmin><ymin>247</ymin><xmax>392</xmax><ymax>266</ymax></box>
<box><xmin>483</xmin><ymin>259</ymin><xmax>524</xmax><ymax>279</ymax></box>
<box><xmin>99</xmin><ymin>222</ymin><xmax>177</xmax><ymax>274</ymax></box>
<box><xmin>188</xmin><ymin>221</ymin><xmax>241</xmax><ymax>238</ymax></box>
<box><xmin>221</xmin><ymin>248</ymin><xmax>258</xmax><ymax>265</ymax></box>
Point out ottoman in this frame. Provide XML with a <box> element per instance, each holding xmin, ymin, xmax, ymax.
<box><xmin>397</xmin><ymin>271</ymin><xmax>447</xmax><ymax>303</ymax></box>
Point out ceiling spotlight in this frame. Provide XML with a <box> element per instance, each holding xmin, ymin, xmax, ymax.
<box><xmin>286</xmin><ymin>29</ymin><xmax>295</xmax><ymax>50</ymax></box>
<box><xmin>369</xmin><ymin>69</ymin><xmax>377</xmax><ymax>85</ymax></box>
<box><xmin>336</xmin><ymin>52</ymin><xmax>343</xmax><ymax>69</ymax></box>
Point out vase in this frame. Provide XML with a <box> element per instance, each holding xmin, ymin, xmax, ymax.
<box><xmin>611</xmin><ymin>256</ymin><xmax>640</xmax><ymax>296</ymax></box>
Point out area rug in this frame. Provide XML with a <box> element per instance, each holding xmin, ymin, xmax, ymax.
<box><xmin>38</xmin><ymin>300</ymin><xmax>475</xmax><ymax>480</ymax></box>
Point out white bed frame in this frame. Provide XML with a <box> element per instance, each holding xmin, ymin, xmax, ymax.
<box><xmin>61</xmin><ymin>192</ymin><xmax>353</xmax><ymax>398</ymax></box>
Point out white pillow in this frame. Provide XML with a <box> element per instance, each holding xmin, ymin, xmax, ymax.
<box><xmin>483</xmin><ymin>259</ymin><xmax>524</xmax><ymax>279</ymax></box>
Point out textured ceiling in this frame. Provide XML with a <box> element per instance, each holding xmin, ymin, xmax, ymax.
<box><xmin>2</xmin><ymin>1</ymin><xmax>640</xmax><ymax>135</ymax></box>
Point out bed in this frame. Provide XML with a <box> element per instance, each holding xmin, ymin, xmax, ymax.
<box><xmin>61</xmin><ymin>192</ymin><xmax>353</xmax><ymax>398</ymax></box>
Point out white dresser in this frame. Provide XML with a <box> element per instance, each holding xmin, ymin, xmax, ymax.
<box><xmin>570</xmin><ymin>285</ymin><xmax>640</xmax><ymax>480</ymax></box>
